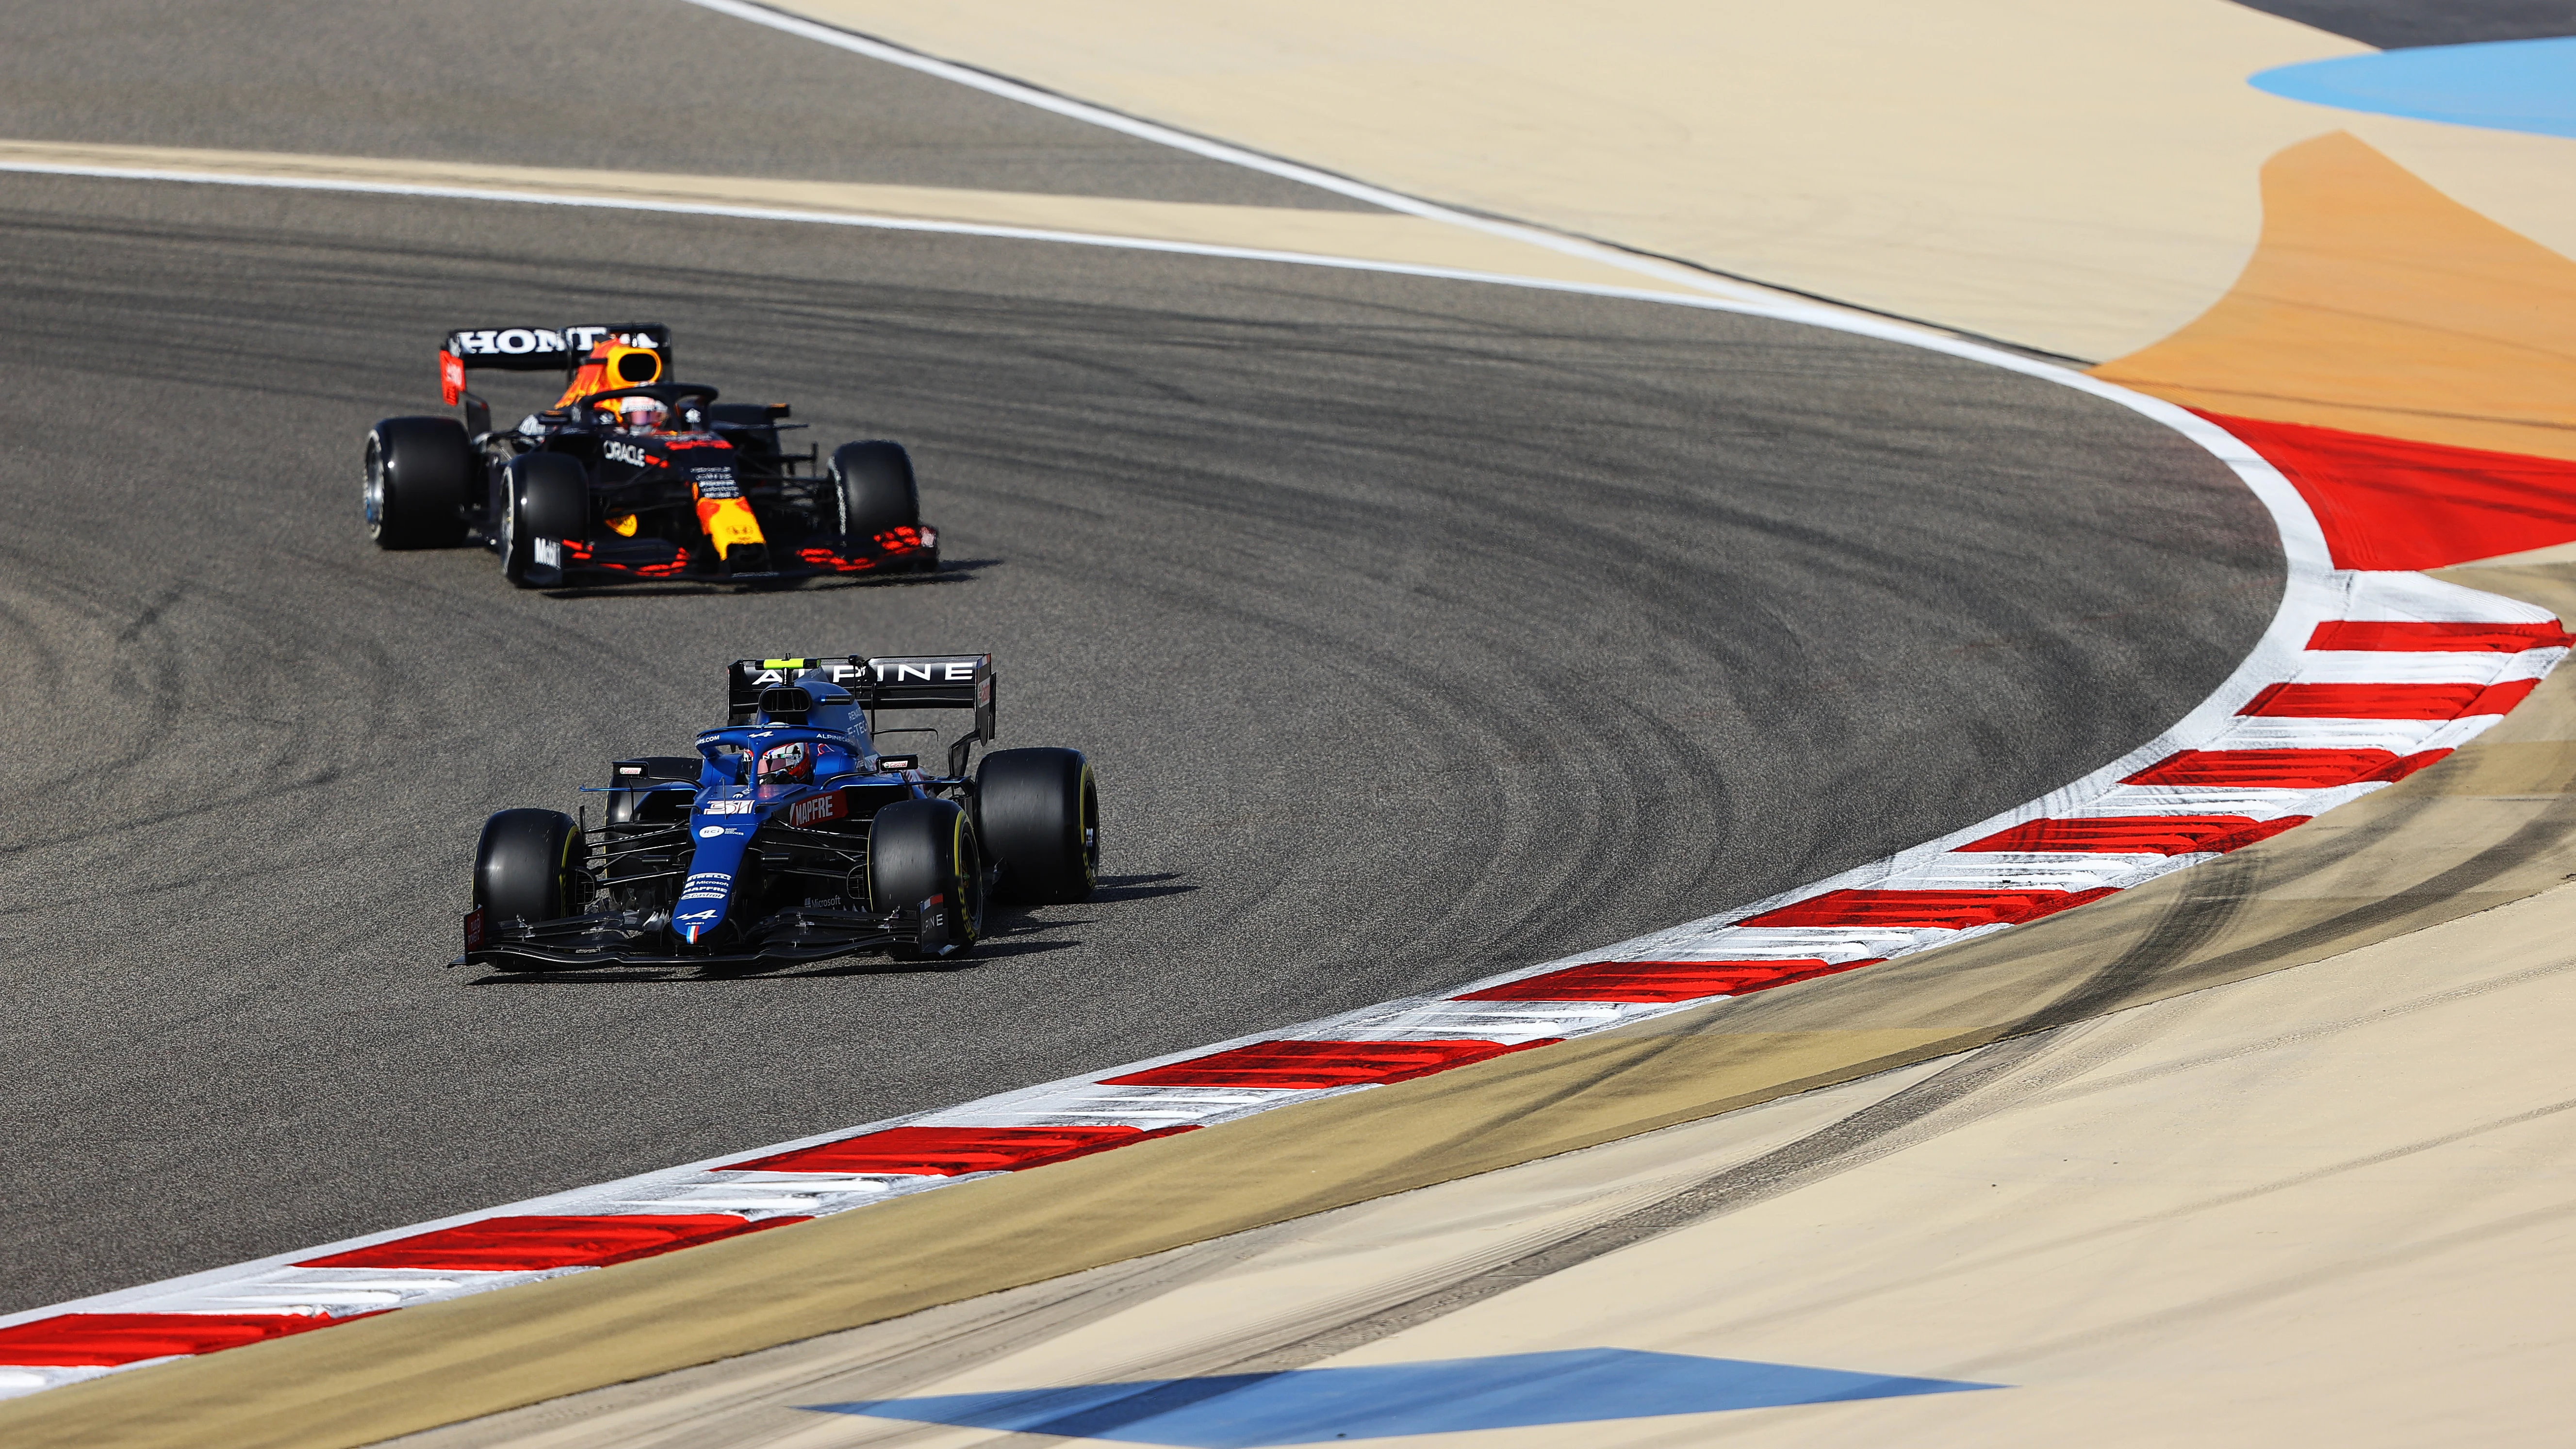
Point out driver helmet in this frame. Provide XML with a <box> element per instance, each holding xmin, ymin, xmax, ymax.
<box><xmin>616</xmin><ymin>395</ymin><xmax>668</xmax><ymax>432</ymax></box>
<box><xmin>756</xmin><ymin>740</ymin><xmax>813</xmax><ymax>788</ymax></box>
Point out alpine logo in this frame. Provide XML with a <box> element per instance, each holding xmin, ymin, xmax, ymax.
<box><xmin>870</xmin><ymin>659</ymin><xmax>981</xmax><ymax>684</ymax></box>
<box><xmin>739</xmin><ymin>657</ymin><xmax>984</xmax><ymax>690</ymax></box>
<box><xmin>786</xmin><ymin>792</ymin><xmax>847</xmax><ymax>828</ymax></box>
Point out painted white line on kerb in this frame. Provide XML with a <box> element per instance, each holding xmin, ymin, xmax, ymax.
<box><xmin>0</xmin><ymin>151</ymin><xmax>2563</xmax><ymax>1399</ymax></box>
<box><xmin>676</xmin><ymin>0</ymin><xmax>1777</xmax><ymax>306</ymax></box>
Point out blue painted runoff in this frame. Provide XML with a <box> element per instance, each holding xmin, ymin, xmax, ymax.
<box><xmin>2251</xmin><ymin>36</ymin><xmax>2576</xmax><ymax>139</ymax></box>
<box><xmin>808</xmin><ymin>1347</ymin><xmax>2000</xmax><ymax>1446</ymax></box>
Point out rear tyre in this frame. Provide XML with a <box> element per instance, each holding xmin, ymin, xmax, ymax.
<box><xmin>867</xmin><ymin>797</ymin><xmax>984</xmax><ymax>959</ymax></box>
<box><xmin>498</xmin><ymin>453</ymin><xmax>590</xmax><ymax>588</ymax></box>
<box><xmin>364</xmin><ymin>417</ymin><xmax>472</xmax><ymax>549</ymax></box>
<box><xmin>829</xmin><ymin>440</ymin><xmax>919</xmax><ymax>542</ymax></box>
<box><xmin>977</xmin><ymin>747</ymin><xmax>1098</xmax><ymax>904</ymax></box>
<box><xmin>475</xmin><ymin>808</ymin><xmax>586</xmax><ymax>925</ymax></box>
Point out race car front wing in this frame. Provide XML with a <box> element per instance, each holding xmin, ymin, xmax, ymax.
<box><xmin>457</xmin><ymin>896</ymin><xmax>964</xmax><ymax>971</ymax></box>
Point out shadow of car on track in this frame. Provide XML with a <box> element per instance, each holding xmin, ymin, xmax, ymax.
<box><xmin>1070</xmin><ymin>873</ymin><xmax>1194</xmax><ymax>905</ymax></box>
<box><xmin>458</xmin><ymin>873</ymin><xmax>1191</xmax><ymax>985</ymax></box>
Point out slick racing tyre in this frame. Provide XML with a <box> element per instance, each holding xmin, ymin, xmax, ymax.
<box><xmin>828</xmin><ymin>440</ymin><xmax>920</xmax><ymax>541</ymax></box>
<box><xmin>868</xmin><ymin>797</ymin><xmax>984</xmax><ymax>960</ymax></box>
<box><xmin>364</xmin><ymin>416</ymin><xmax>473</xmax><ymax>549</ymax></box>
<box><xmin>976</xmin><ymin>747</ymin><xmax>1098</xmax><ymax>904</ymax></box>
<box><xmin>475</xmin><ymin>808</ymin><xmax>586</xmax><ymax>927</ymax></box>
<box><xmin>498</xmin><ymin>453</ymin><xmax>589</xmax><ymax>587</ymax></box>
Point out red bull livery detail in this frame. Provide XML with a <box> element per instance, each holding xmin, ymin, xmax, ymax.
<box><xmin>363</xmin><ymin>322</ymin><xmax>939</xmax><ymax>588</ymax></box>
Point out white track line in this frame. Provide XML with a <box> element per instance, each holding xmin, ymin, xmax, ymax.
<box><xmin>676</xmin><ymin>0</ymin><xmax>1779</xmax><ymax>305</ymax></box>
<box><xmin>0</xmin><ymin>132</ymin><xmax>2563</xmax><ymax>1400</ymax></box>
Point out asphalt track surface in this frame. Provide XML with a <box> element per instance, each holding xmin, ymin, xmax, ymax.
<box><xmin>0</xmin><ymin>0</ymin><xmax>1366</xmax><ymax>206</ymax></box>
<box><xmin>2231</xmin><ymin>0</ymin><xmax>2576</xmax><ymax>49</ymax></box>
<box><xmin>0</xmin><ymin>3</ymin><xmax>2279</xmax><ymax>1317</ymax></box>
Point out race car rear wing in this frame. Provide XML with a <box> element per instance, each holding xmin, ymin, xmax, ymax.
<box><xmin>728</xmin><ymin>655</ymin><xmax>998</xmax><ymax>774</ymax></box>
<box><xmin>437</xmin><ymin>323</ymin><xmax>673</xmax><ymax>427</ymax></box>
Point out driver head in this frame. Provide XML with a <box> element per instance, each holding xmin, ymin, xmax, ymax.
<box><xmin>756</xmin><ymin>739</ymin><xmax>813</xmax><ymax>788</ymax></box>
<box><xmin>617</xmin><ymin>395</ymin><xmax>667</xmax><ymax>432</ymax></box>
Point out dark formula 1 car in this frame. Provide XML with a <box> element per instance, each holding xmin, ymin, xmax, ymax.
<box><xmin>462</xmin><ymin>654</ymin><xmax>1098</xmax><ymax>971</ymax></box>
<box><xmin>363</xmin><ymin>322</ymin><xmax>938</xmax><ymax>587</ymax></box>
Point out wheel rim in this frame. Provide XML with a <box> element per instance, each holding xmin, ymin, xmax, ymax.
<box><xmin>953</xmin><ymin>812</ymin><xmax>985</xmax><ymax>943</ymax></box>
<box><xmin>1078</xmin><ymin>769</ymin><xmax>1099</xmax><ymax>889</ymax></box>
<box><xmin>498</xmin><ymin>471</ymin><xmax>523</xmax><ymax>577</ymax></box>
<box><xmin>362</xmin><ymin>436</ymin><xmax>387</xmax><ymax>539</ymax></box>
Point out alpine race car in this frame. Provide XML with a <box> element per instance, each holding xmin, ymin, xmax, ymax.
<box><xmin>363</xmin><ymin>322</ymin><xmax>938</xmax><ymax>587</ymax></box>
<box><xmin>461</xmin><ymin>654</ymin><xmax>1099</xmax><ymax>971</ymax></box>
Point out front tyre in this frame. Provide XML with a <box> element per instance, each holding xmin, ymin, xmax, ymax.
<box><xmin>498</xmin><ymin>453</ymin><xmax>589</xmax><ymax>588</ymax></box>
<box><xmin>364</xmin><ymin>417</ymin><xmax>472</xmax><ymax>549</ymax></box>
<box><xmin>829</xmin><ymin>440</ymin><xmax>920</xmax><ymax>542</ymax></box>
<box><xmin>475</xmin><ymin>808</ymin><xmax>586</xmax><ymax>926</ymax></box>
<box><xmin>976</xmin><ymin>747</ymin><xmax>1099</xmax><ymax>904</ymax></box>
<box><xmin>868</xmin><ymin>797</ymin><xmax>984</xmax><ymax>959</ymax></box>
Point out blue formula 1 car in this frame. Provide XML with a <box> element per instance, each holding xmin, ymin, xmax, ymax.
<box><xmin>460</xmin><ymin>654</ymin><xmax>1098</xmax><ymax>971</ymax></box>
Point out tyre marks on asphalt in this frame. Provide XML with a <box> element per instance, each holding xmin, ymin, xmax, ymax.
<box><xmin>0</xmin><ymin>175</ymin><xmax>2280</xmax><ymax>1330</ymax></box>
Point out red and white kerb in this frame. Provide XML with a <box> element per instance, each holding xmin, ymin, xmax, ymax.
<box><xmin>2</xmin><ymin>565</ymin><xmax>2556</xmax><ymax>1400</ymax></box>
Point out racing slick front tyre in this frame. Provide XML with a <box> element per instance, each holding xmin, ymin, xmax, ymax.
<box><xmin>498</xmin><ymin>453</ymin><xmax>590</xmax><ymax>588</ymax></box>
<box><xmin>868</xmin><ymin>797</ymin><xmax>984</xmax><ymax>960</ymax></box>
<box><xmin>475</xmin><ymin>808</ymin><xmax>587</xmax><ymax>930</ymax></box>
<box><xmin>976</xmin><ymin>748</ymin><xmax>1099</xmax><ymax>905</ymax></box>
<box><xmin>364</xmin><ymin>416</ymin><xmax>473</xmax><ymax>550</ymax></box>
<box><xmin>828</xmin><ymin>440</ymin><xmax>920</xmax><ymax>542</ymax></box>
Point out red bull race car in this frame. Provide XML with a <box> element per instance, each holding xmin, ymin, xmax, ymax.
<box><xmin>363</xmin><ymin>323</ymin><xmax>938</xmax><ymax>587</ymax></box>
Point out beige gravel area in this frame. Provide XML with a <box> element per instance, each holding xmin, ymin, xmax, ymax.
<box><xmin>767</xmin><ymin>0</ymin><xmax>2576</xmax><ymax>362</ymax></box>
